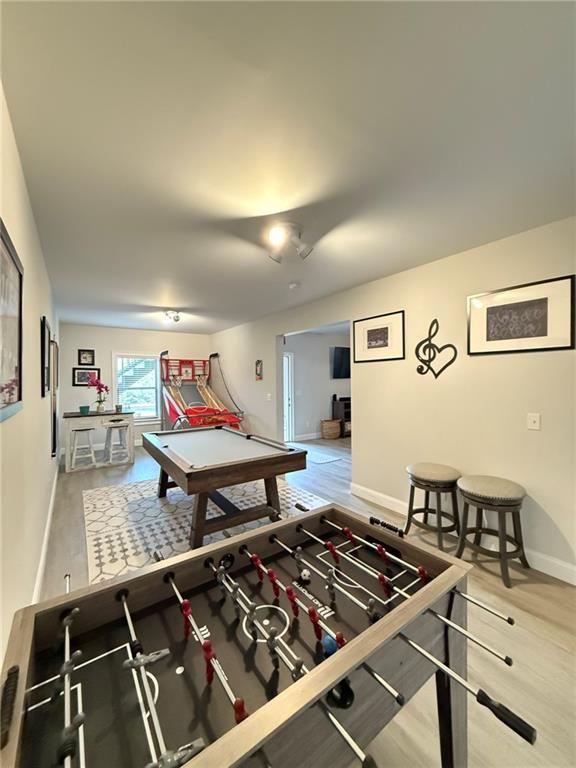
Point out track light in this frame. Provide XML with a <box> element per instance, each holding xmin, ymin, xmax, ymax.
<box><xmin>265</xmin><ymin>222</ymin><xmax>314</xmax><ymax>264</ymax></box>
<box><xmin>165</xmin><ymin>310</ymin><xmax>180</xmax><ymax>323</ymax></box>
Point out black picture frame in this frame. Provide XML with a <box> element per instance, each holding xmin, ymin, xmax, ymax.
<box><xmin>41</xmin><ymin>316</ymin><xmax>51</xmax><ymax>397</ymax></box>
<box><xmin>0</xmin><ymin>219</ymin><xmax>24</xmax><ymax>422</ymax></box>
<box><xmin>467</xmin><ymin>274</ymin><xmax>575</xmax><ymax>356</ymax></box>
<box><xmin>73</xmin><ymin>367</ymin><xmax>100</xmax><ymax>386</ymax></box>
<box><xmin>78</xmin><ymin>348</ymin><xmax>95</xmax><ymax>366</ymax></box>
<box><xmin>51</xmin><ymin>340</ymin><xmax>59</xmax><ymax>457</ymax></box>
<box><xmin>353</xmin><ymin>310</ymin><xmax>406</xmax><ymax>363</ymax></box>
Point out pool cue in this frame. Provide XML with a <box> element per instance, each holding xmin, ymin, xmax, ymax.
<box><xmin>322</xmin><ymin>517</ymin><xmax>517</xmax><ymax>625</ymax></box>
<box><xmin>207</xmin><ymin>562</ymin><xmax>378</xmax><ymax>766</ymax></box>
<box><xmin>400</xmin><ymin>634</ymin><xmax>536</xmax><ymax>744</ymax></box>
<box><xmin>243</xmin><ymin>543</ymin><xmax>404</xmax><ymax>704</ymax></box>
<box><xmin>300</xmin><ymin>527</ymin><xmax>513</xmax><ymax>666</ymax></box>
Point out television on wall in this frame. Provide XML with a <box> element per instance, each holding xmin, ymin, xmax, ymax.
<box><xmin>332</xmin><ymin>346</ymin><xmax>351</xmax><ymax>379</ymax></box>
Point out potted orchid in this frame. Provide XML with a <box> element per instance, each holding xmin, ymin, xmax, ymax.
<box><xmin>88</xmin><ymin>373</ymin><xmax>110</xmax><ymax>412</ymax></box>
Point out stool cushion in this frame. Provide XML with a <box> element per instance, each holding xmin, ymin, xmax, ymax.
<box><xmin>458</xmin><ymin>475</ymin><xmax>525</xmax><ymax>503</ymax></box>
<box><xmin>406</xmin><ymin>463</ymin><xmax>461</xmax><ymax>484</ymax></box>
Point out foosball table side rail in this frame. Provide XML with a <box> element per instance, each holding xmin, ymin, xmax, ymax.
<box><xmin>0</xmin><ymin>505</ymin><xmax>470</xmax><ymax>768</ymax></box>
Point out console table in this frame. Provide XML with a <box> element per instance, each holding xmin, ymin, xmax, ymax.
<box><xmin>62</xmin><ymin>411</ymin><xmax>135</xmax><ymax>472</ymax></box>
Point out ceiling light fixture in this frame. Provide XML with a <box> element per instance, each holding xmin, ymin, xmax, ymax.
<box><xmin>265</xmin><ymin>222</ymin><xmax>313</xmax><ymax>264</ymax></box>
<box><xmin>165</xmin><ymin>310</ymin><xmax>181</xmax><ymax>323</ymax></box>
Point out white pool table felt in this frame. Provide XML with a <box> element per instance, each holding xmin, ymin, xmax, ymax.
<box><xmin>159</xmin><ymin>429</ymin><xmax>292</xmax><ymax>468</ymax></box>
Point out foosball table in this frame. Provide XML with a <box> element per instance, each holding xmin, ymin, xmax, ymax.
<box><xmin>1</xmin><ymin>505</ymin><xmax>536</xmax><ymax>768</ymax></box>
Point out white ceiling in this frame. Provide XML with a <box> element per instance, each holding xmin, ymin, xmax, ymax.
<box><xmin>288</xmin><ymin>321</ymin><xmax>350</xmax><ymax>337</ymax></box>
<box><xmin>2</xmin><ymin>1</ymin><xmax>574</xmax><ymax>334</ymax></box>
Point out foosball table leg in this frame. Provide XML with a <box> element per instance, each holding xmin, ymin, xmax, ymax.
<box><xmin>435</xmin><ymin>589</ymin><xmax>467</xmax><ymax>768</ymax></box>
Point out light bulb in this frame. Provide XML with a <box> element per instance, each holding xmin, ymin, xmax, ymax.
<box><xmin>267</xmin><ymin>224</ymin><xmax>289</xmax><ymax>249</ymax></box>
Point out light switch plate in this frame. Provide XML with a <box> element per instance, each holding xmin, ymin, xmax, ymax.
<box><xmin>527</xmin><ymin>413</ymin><xmax>541</xmax><ymax>431</ymax></box>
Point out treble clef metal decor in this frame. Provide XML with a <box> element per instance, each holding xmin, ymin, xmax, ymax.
<box><xmin>415</xmin><ymin>319</ymin><xmax>458</xmax><ymax>379</ymax></box>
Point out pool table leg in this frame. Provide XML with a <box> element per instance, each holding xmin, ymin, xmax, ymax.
<box><xmin>158</xmin><ymin>469</ymin><xmax>170</xmax><ymax>498</ymax></box>
<box><xmin>189</xmin><ymin>491</ymin><xmax>209</xmax><ymax>548</ymax></box>
<box><xmin>264</xmin><ymin>477</ymin><xmax>281</xmax><ymax>521</ymax></box>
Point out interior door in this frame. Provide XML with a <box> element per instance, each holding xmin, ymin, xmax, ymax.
<box><xmin>283</xmin><ymin>353</ymin><xmax>294</xmax><ymax>442</ymax></box>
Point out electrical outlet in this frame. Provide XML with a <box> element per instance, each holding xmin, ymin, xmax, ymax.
<box><xmin>266</xmin><ymin>393</ymin><xmax>272</xmax><ymax>402</ymax></box>
<box><xmin>527</xmin><ymin>413</ymin><xmax>541</xmax><ymax>431</ymax></box>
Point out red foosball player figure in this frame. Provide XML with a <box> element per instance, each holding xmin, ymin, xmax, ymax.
<box><xmin>325</xmin><ymin>541</ymin><xmax>340</xmax><ymax>565</ymax></box>
<box><xmin>376</xmin><ymin>543</ymin><xmax>389</xmax><ymax>566</ymax></box>
<box><xmin>418</xmin><ymin>565</ymin><xmax>430</xmax><ymax>583</ymax></box>
<box><xmin>233</xmin><ymin>697</ymin><xmax>249</xmax><ymax>724</ymax></box>
<box><xmin>335</xmin><ymin>631</ymin><xmax>347</xmax><ymax>649</ymax></box>
<box><xmin>342</xmin><ymin>526</ymin><xmax>355</xmax><ymax>544</ymax></box>
<box><xmin>202</xmin><ymin>640</ymin><xmax>216</xmax><ymax>685</ymax></box>
<box><xmin>307</xmin><ymin>606</ymin><xmax>322</xmax><ymax>641</ymax></box>
<box><xmin>285</xmin><ymin>586</ymin><xmax>299</xmax><ymax>617</ymax></box>
<box><xmin>267</xmin><ymin>568</ymin><xmax>280</xmax><ymax>598</ymax></box>
<box><xmin>378</xmin><ymin>572</ymin><xmax>392</xmax><ymax>598</ymax></box>
<box><xmin>250</xmin><ymin>553</ymin><xmax>264</xmax><ymax>581</ymax></box>
<box><xmin>181</xmin><ymin>598</ymin><xmax>192</xmax><ymax>640</ymax></box>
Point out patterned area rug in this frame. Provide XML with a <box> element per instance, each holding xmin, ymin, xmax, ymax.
<box><xmin>83</xmin><ymin>478</ymin><xmax>327</xmax><ymax>584</ymax></box>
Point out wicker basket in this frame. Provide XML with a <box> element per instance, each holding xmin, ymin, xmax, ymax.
<box><xmin>321</xmin><ymin>419</ymin><xmax>341</xmax><ymax>439</ymax></box>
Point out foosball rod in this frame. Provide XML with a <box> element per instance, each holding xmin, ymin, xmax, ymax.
<box><xmin>164</xmin><ymin>573</ymin><xmax>246</xmax><ymax>714</ymax></box>
<box><xmin>60</xmin><ymin>574</ymin><xmax>84</xmax><ymax>768</ymax></box>
<box><xmin>208</xmin><ymin>563</ymin><xmax>376</xmax><ymax>766</ymax></box>
<box><xmin>400</xmin><ymin>634</ymin><xmax>537</xmax><ymax>744</ymax></box>
<box><xmin>322</xmin><ymin>517</ymin><xmax>516</xmax><ymax>625</ymax></box>
<box><xmin>118</xmin><ymin>593</ymin><xmax>169</xmax><ymax>758</ymax></box>
<box><xmin>300</xmin><ymin>528</ymin><xmax>513</xmax><ymax>666</ymax></box>
<box><xmin>251</xmin><ymin>542</ymin><xmax>404</xmax><ymax>705</ymax></box>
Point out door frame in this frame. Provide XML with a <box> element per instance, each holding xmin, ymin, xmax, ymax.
<box><xmin>282</xmin><ymin>352</ymin><xmax>295</xmax><ymax>442</ymax></box>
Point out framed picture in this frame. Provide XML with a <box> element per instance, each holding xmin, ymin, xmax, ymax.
<box><xmin>78</xmin><ymin>348</ymin><xmax>95</xmax><ymax>366</ymax></box>
<box><xmin>353</xmin><ymin>311</ymin><xmax>405</xmax><ymax>362</ymax></box>
<box><xmin>41</xmin><ymin>315</ymin><xmax>51</xmax><ymax>397</ymax></box>
<box><xmin>50</xmin><ymin>340</ymin><xmax>59</xmax><ymax>457</ymax></box>
<box><xmin>468</xmin><ymin>275</ymin><xmax>575</xmax><ymax>355</ymax></box>
<box><xmin>73</xmin><ymin>367</ymin><xmax>100</xmax><ymax>386</ymax></box>
<box><xmin>255</xmin><ymin>359</ymin><xmax>263</xmax><ymax>381</ymax></box>
<box><xmin>0</xmin><ymin>219</ymin><xmax>23</xmax><ymax>422</ymax></box>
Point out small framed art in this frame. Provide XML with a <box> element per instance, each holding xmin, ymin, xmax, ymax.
<box><xmin>78</xmin><ymin>348</ymin><xmax>95</xmax><ymax>366</ymax></box>
<box><xmin>353</xmin><ymin>310</ymin><xmax>405</xmax><ymax>363</ymax></box>
<box><xmin>41</xmin><ymin>316</ymin><xmax>51</xmax><ymax>397</ymax></box>
<box><xmin>468</xmin><ymin>275</ymin><xmax>575</xmax><ymax>355</ymax></box>
<box><xmin>73</xmin><ymin>367</ymin><xmax>100</xmax><ymax>386</ymax></box>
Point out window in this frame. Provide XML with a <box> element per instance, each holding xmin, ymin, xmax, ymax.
<box><xmin>113</xmin><ymin>354</ymin><xmax>160</xmax><ymax>421</ymax></box>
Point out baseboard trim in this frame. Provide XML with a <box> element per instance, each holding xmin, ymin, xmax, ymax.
<box><xmin>295</xmin><ymin>432</ymin><xmax>322</xmax><ymax>441</ymax></box>
<box><xmin>524</xmin><ymin>548</ymin><xmax>576</xmax><ymax>585</ymax></box>
<box><xmin>350</xmin><ymin>483</ymin><xmax>408</xmax><ymax>517</ymax></box>
<box><xmin>32</xmin><ymin>467</ymin><xmax>59</xmax><ymax>603</ymax></box>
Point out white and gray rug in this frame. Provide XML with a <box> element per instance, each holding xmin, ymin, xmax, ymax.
<box><xmin>83</xmin><ymin>478</ymin><xmax>327</xmax><ymax>584</ymax></box>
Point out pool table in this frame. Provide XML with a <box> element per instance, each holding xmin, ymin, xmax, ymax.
<box><xmin>142</xmin><ymin>426</ymin><xmax>307</xmax><ymax>548</ymax></box>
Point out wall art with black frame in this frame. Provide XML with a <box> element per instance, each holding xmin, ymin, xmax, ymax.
<box><xmin>353</xmin><ymin>310</ymin><xmax>405</xmax><ymax>362</ymax></box>
<box><xmin>0</xmin><ymin>219</ymin><xmax>23</xmax><ymax>422</ymax></box>
<box><xmin>468</xmin><ymin>275</ymin><xmax>575</xmax><ymax>355</ymax></box>
<box><xmin>78</xmin><ymin>348</ymin><xmax>95</xmax><ymax>366</ymax></box>
<box><xmin>73</xmin><ymin>367</ymin><xmax>100</xmax><ymax>386</ymax></box>
<box><xmin>41</xmin><ymin>316</ymin><xmax>51</xmax><ymax>397</ymax></box>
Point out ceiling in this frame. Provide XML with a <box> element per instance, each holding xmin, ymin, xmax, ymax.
<box><xmin>2</xmin><ymin>1</ymin><xmax>574</xmax><ymax>334</ymax></box>
<box><xmin>288</xmin><ymin>321</ymin><xmax>350</xmax><ymax>337</ymax></box>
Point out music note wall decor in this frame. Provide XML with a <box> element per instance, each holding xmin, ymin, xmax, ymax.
<box><xmin>415</xmin><ymin>319</ymin><xmax>458</xmax><ymax>379</ymax></box>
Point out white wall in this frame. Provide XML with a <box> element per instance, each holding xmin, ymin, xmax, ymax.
<box><xmin>0</xmin><ymin>85</ymin><xmax>58</xmax><ymax>653</ymax></box>
<box><xmin>284</xmin><ymin>332</ymin><xmax>351</xmax><ymax>440</ymax></box>
<box><xmin>59</xmin><ymin>323</ymin><xmax>211</xmax><ymax>445</ymax></box>
<box><xmin>211</xmin><ymin>218</ymin><xmax>576</xmax><ymax>583</ymax></box>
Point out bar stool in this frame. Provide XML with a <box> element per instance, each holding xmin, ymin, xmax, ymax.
<box><xmin>404</xmin><ymin>463</ymin><xmax>461</xmax><ymax>550</ymax></box>
<box><xmin>455</xmin><ymin>475</ymin><xmax>529</xmax><ymax>588</ymax></box>
<box><xmin>104</xmin><ymin>420</ymin><xmax>130</xmax><ymax>463</ymax></box>
<box><xmin>70</xmin><ymin>427</ymin><xmax>97</xmax><ymax>470</ymax></box>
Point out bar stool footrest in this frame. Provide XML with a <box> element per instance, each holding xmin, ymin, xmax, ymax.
<box><xmin>409</xmin><ymin>508</ymin><xmax>458</xmax><ymax>534</ymax></box>
<box><xmin>460</xmin><ymin>527</ymin><xmax>523</xmax><ymax>560</ymax></box>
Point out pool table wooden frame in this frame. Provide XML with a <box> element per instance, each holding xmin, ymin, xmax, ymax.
<box><xmin>142</xmin><ymin>426</ymin><xmax>307</xmax><ymax>548</ymax></box>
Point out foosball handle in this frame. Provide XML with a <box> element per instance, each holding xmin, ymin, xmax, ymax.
<box><xmin>0</xmin><ymin>666</ymin><xmax>19</xmax><ymax>749</ymax></box>
<box><xmin>369</xmin><ymin>516</ymin><xmax>404</xmax><ymax>538</ymax></box>
<box><xmin>476</xmin><ymin>689</ymin><xmax>537</xmax><ymax>744</ymax></box>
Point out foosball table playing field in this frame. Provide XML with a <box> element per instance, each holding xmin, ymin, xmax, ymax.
<box><xmin>1</xmin><ymin>505</ymin><xmax>536</xmax><ymax>768</ymax></box>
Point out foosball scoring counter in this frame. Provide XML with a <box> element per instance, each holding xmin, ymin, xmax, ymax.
<box><xmin>0</xmin><ymin>505</ymin><xmax>536</xmax><ymax>768</ymax></box>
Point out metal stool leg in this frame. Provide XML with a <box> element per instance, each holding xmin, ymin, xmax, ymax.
<box><xmin>404</xmin><ymin>484</ymin><xmax>416</xmax><ymax>534</ymax></box>
<box><xmin>498</xmin><ymin>510</ymin><xmax>511</xmax><ymax>588</ymax></box>
<box><xmin>473</xmin><ymin>508</ymin><xmax>483</xmax><ymax>545</ymax></box>
<box><xmin>512</xmin><ymin>508</ymin><xmax>530</xmax><ymax>569</ymax></box>
<box><xmin>451</xmin><ymin>490</ymin><xmax>460</xmax><ymax>535</ymax></box>
<box><xmin>455</xmin><ymin>502</ymin><xmax>468</xmax><ymax>558</ymax></box>
<box><xmin>435</xmin><ymin>492</ymin><xmax>443</xmax><ymax>550</ymax></box>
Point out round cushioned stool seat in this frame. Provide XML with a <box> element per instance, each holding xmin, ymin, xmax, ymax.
<box><xmin>457</xmin><ymin>475</ymin><xmax>525</xmax><ymax>505</ymax></box>
<box><xmin>407</xmin><ymin>462</ymin><xmax>461</xmax><ymax>485</ymax></box>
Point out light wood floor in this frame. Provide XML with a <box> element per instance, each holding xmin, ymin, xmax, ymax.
<box><xmin>42</xmin><ymin>438</ymin><xmax>576</xmax><ymax>768</ymax></box>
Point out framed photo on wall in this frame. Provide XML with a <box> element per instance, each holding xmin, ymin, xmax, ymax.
<box><xmin>353</xmin><ymin>310</ymin><xmax>405</xmax><ymax>362</ymax></box>
<box><xmin>73</xmin><ymin>367</ymin><xmax>100</xmax><ymax>386</ymax></box>
<box><xmin>78</xmin><ymin>348</ymin><xmax>95</xmax><ymax>366</ymax></box>
<box><xmin>468</xmin><ymin>275</ymin><xmax>575</xmax><ymax>355</ymax></box>
<box><xmin>0</xmin><ymin>219</ymin><xmax>23</xmax><ymax>422</ymax></box>
<box><xmin>41</xmin><ymin>316</ymin><xmax>51</xmax><ymax>397</ymax></box>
